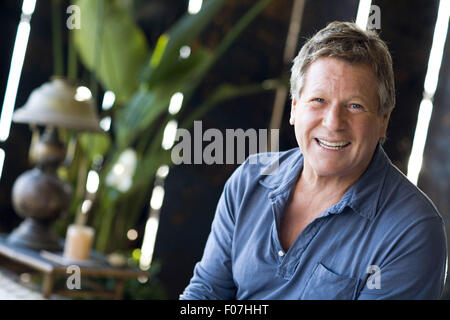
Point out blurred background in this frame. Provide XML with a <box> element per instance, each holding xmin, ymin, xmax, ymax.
<box><xmin>0</xmin><ymin>0</ymin><xmax>448</xmax><ymax>299</ymax></box>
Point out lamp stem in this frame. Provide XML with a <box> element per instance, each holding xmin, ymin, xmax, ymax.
<box><xmin>35</xmin><ymin>126</ymin><xmax>66</xmax><ymax>172</ymax></box>
<box><xmin>8</xmin><ymin>125</ymin><xmax>72</xmax><ymax>252</ymax></box>
<box><xmin>28</xmin><ymin>124</ymin><xmax>40</xmax><ymax>164</ymax></box>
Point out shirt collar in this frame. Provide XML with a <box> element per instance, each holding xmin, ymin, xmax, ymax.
<box><xmin>345</xmin><ymin>144</ymin><xmax>390</xmax><ymax>220</ymax></box>
<box><xmin>258</xmin><ymin>143</ymin><xmax>390</xmax><ymax>220</ymax></box>
<box><xmin>258</xmin><ymin>148</ymin><xmax>303</xmax><ymax>196</ymax></box>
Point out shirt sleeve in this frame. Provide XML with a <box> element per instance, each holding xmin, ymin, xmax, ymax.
<box><xmin>357</xmin><ymin>216</ymin><xmax>447</xmax><ymax>300</ymax></box>
<box><xmin>180</xmin><ymin>176</ymin><xmax>239</xmax><ymax>300</ymax></box>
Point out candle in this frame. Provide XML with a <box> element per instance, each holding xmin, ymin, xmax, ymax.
<box><xmin>63</xmin><ymin>224</ymin><xmax>95</xmax><ymax>261</ymax></box>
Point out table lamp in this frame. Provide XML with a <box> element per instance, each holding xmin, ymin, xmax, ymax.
<box><xmin>7</xmin><ymin>77</ymin><xmax>102</xmax><ymax>251</ymax></box>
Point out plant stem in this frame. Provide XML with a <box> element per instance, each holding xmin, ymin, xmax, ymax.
<box><xmin>51</xmin><ymin>0</ymin><xmax>63</xmax><ymax>76</ymax></box>
<box><xmin>67</xmin><ymin>28</ymin><xmax>78</xmax><ymax>80</ymax></box>
<box><xmin>91</xmin><ymin>0</ymin><xmax>105</xmax><ymax>100</ymax></box>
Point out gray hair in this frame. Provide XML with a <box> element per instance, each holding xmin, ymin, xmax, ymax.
<box><xmin>290</xmin><ymin>21</ymin><xmax>395</xmax><ymax>115</ymax></box>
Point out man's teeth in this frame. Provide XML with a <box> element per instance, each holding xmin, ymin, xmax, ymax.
<box><xmin>317</xmin><ymin>138</ymin><xmax>350</xmax><ymax>150</ymax></box>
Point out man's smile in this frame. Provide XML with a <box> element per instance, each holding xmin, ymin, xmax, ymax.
<box><xmin>315</xmin><ymin>138</ymin><xmax>351</xmax><ymax>150</ymax></box>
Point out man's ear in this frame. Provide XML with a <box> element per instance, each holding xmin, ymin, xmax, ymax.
<box><xmin>289</xmin><ymin>98</ymin><xmax>297</xmax><ymax>125</ymax></box>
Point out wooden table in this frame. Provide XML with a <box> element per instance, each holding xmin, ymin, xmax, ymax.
<box><xmin>0</xmin><ymin>234</ymin><xmax>148</xmax><ymax>299</ymax></box>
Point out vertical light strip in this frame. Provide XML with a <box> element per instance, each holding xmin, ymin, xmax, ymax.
<box><xmin>407</xmin><ymin>0</ymin><xmax>449</xmax><ymax>185</ymax></box>
<box><xmin>161</xmin><ymin>120</ymin><xmax>178</xmax><ymax>150</ymax></box>
<box><xmin>85</xmin><ymin>170</ymin><xmax>100</xmax><ymax>194</ymax></box>
<box><xmin>140</xmin><ymin>0</ymin><xmax>198</xmax><ymax>270</ymax></box>
<box><xmin>424</xmin><ymin>0</ymin><xmax>450</xmax><ymax>97</ymax></box>
<box><xmin>139</xmin><ymin>164</ymin><xmax>171</xmax><ymax>270</ymax></box>
<box><xmin>188</xmin><ymin>0</ymin><xmax>203</xmax><ymax>14</ymax></box>
<box><xmin>101</xmin><ymin>90</ymin><xmax>115</xmax><ymax>110</ymax></box>
<box><xmin>0</xmin><ymin>148</ymin><xmax>5</xmax><ymax>179</ymax></box>
<box><xmin>139</xmin><ymin>214</ymin><xmax>160</xmax><ymax>270</ymax></box>
<box><xmin>0</xmin><ymin>0</ymin><xmax>36</xmax><ymax>141</ymax></box>
<box><xmin>407</xmin><ymin>99</ymin><xmax>433</xmax><ymax>184</ymax></box>
<box><xmin>168</xmin><ymin>92</ymin><xmax>184</xmax><ymax>115</ymax></box>
<box><xmin>100</xmin><ymin>91</ymin><xmax>115</xmax><ymax>131</ymax></box>
<box><xmin>355</xmin><ymin>0</ymin><xmax>372</xmax><ymax>30</ymax></box>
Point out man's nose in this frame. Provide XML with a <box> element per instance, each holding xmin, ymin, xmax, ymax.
<box><xmin>322</xmin><ymin>102</ymin><xmax>346</xmax><ymax>131</ymax></box>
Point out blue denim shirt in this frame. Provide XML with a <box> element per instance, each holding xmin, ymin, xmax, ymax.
<box><xmin>181</xmin><ymin>145</ymin><xmax>447</xmax><ymax>299</ymax></box>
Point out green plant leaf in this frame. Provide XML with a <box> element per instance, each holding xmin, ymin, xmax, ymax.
<box><xmin>79</xmin><ymin>131</ymin><xmax>111</xmax><ymax>163</ymax></box>
<box><xmin>70</xmin><ymin>0</ymin><xmax>280</xmax><ymax>256</ymax></box>
<box><xmin>114</xmin><ymin>48</ymin><xmax>213</xmax><ymax>148</ymax></box>
<box><xmin>73</xmin><ymin>0</ymin><xmax>150</xmax><ymax>103</ymax></box>
<box><xmin>141</xmin><ymin>0</ymin><xmax>225</xmax><ymax>85</ymax></box>
<box><xmin>113</xmin><ymin>0</ymin><xmax>273</xmax><ymax>149</ymax></box>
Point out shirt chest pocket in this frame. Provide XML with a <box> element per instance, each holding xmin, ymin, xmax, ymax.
<box><xmin>301</xmin><ymin>262</ymin><xmax>360</xmax><ymax>300</ymax></box>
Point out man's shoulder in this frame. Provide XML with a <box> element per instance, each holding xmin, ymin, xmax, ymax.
<box><xmin>378</xmin><ymin>162</ymin><xmax>442</xmax><ymax>222</ymax></box>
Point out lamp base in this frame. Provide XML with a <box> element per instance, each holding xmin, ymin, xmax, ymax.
<box><xmin>7</xmin><ymin>218</ymin><xmax>62</xmax><ymax>252</ymax></box>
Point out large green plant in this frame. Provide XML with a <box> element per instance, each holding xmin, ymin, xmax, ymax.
<box><xmin>70</xmin><ymin>0</ymin><xmax>282</xmax><ymax>253</ymax></box>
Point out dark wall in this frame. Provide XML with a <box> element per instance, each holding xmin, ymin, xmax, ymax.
<box><xmin>419</xmin><ymin>28</ymin><xmax>450</xmax><ymax>269</ymax></box>
<box><xmin>372</xmin><ymin>0</ymin><xmax>439</xmax><ymax>173</ymax></box>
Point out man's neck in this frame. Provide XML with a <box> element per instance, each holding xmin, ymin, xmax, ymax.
<box><xmin>297</xmin><ymin>161</ymin><xmax>366</xmax><ymax>201</ymax></box>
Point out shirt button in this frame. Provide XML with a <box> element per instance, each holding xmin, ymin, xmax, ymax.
<box><xmin>278</xmin><ymin>250</ymin><xmax>284</xmax><ymax>257</ymax></box>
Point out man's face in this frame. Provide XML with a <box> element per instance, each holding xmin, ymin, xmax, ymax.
<box><xmin>290</xmin><ymin>57</ymin><xmax>390</xmax><ymax>181</ymax></box>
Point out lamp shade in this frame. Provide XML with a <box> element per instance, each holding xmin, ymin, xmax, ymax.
<box><xmin>13</xmin><ymin>77</ymin><xmax>103</xmax><ymax>132</ymax></box>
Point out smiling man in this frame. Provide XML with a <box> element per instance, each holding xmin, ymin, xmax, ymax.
<box><xmin>181</xmin><ymin>21</ymin><xmax>447</xmax><ymax>300</ymax></box>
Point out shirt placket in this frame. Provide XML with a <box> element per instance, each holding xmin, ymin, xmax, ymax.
<box><xmin>270</xmin><ymin>191</ymin><xmax>327</xmax><ymax>280</ymax></box>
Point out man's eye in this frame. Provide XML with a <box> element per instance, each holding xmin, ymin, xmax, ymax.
<box><xmin>350</xmin><ymin>103</ymin><xmax>364</xmax><ymax>110</ymax></box>
<box><xmin>313</xmin><ymin>98</ymin><xmax>325</xmax><ymax>103</ymax></box>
